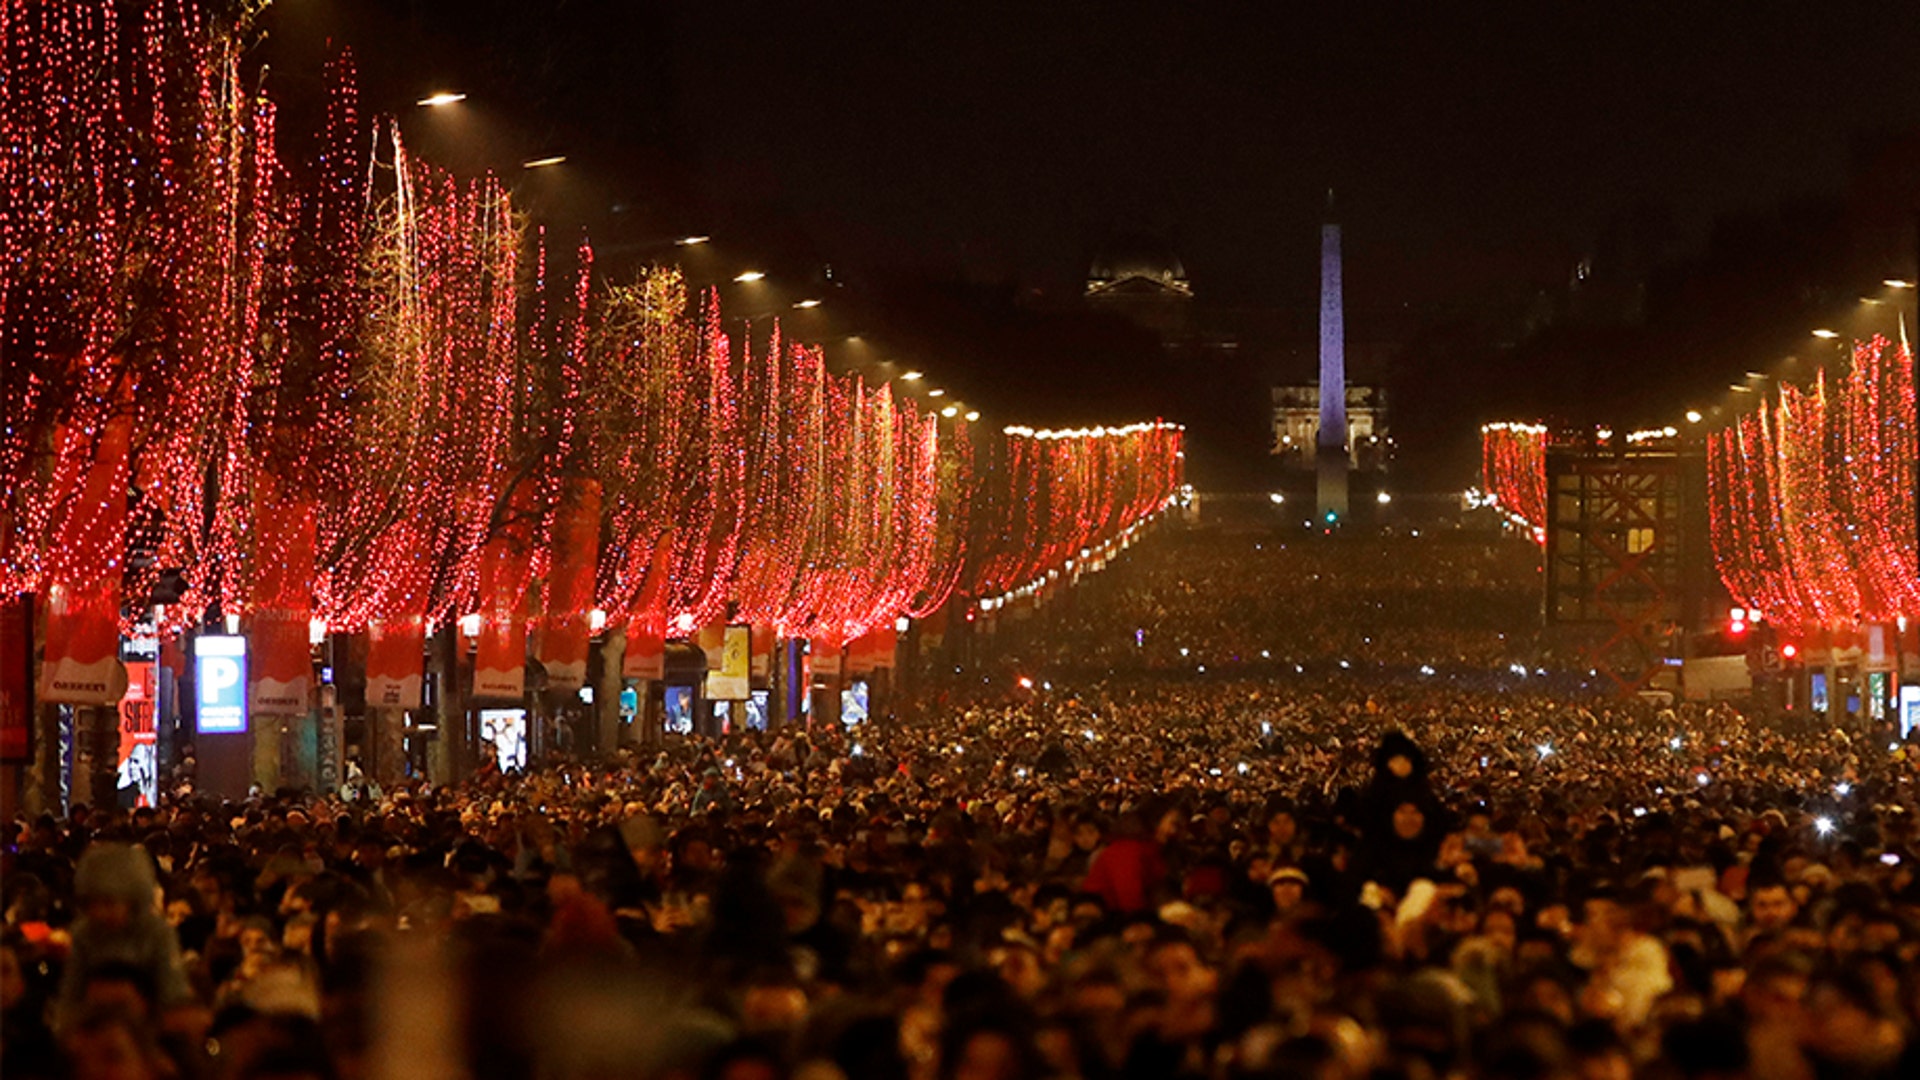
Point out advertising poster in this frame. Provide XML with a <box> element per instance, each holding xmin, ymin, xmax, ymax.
<box><xmin>706</xmin><ymin>625</ymin><xmax>750</xmax><ymax>700</ymax></box>
<box><xmin>664</xmin><ymin>686</ymin><xmax>695</xmax><ymax>734</ymax></box>
<box><xmin>117</xmin><ymin>661</ymin><xmax>157</xmax><ymax>807</ymax></box>
<box><xmin>478</xmin><ymin>708</ymin><xmax>527</xmax><ymax>772</ymax></box>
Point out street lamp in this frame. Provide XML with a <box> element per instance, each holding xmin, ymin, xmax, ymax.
<box><xmin>1685</xmin><ymin>409</ymin><xmax>1703</xmax><ymax>424</ymax></box>
<box><xmin>733</xmin><ymin>270</ymin><xmax>766</xmax><ymax>283</ymax></box>
<box><xmin>417</xmin><ymin>92</ymin><xmax>467</xmax><ymax>107</ymax></box>
<box><xmin>522</xmin><ymin>155</ymin><xmax>567</xmax><ymax>169</ymax></box>
<box><xmin>792</xmin><ymin>299</ymin><xmax>822</xmax><ymax>309</ymax></box>
<box><xmin>676</xmin><ymin>235</ymin><xmax>711</xmax><ymax>246</ymax></box>
<box><xmin>1811</xmin><ymin>328</ymin><xmax>1839</xmax><ymax>340</ymax></box>
<box><xmin>1885</xmin><ymin>279</ymin><xmax>1915</xmax><ymax>289</ymax></box>
<box><xmin>901</xmin><ymin>370</ymin><xmax>924</xmax><ymax>381</ymax></box>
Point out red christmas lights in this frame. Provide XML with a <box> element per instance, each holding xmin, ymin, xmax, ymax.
<box><xmin>1479</xmin><ymin>423</ymin><xmax>1549</xmax><ymax>534</ymax></box>
<box><xmin>4</xmin><ymin>0</ymin><xmax>1187</xmax><ymax>669</ymax></box>
<box><xmin>1707</xmin><ymin>335</ymin><xmax>1917</xmax><ymax>627</ymax></box>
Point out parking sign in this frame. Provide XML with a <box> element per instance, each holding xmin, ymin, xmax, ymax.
<box><xmin>194</xmin><ymin>634</ymin><xmax>248</xmax><ymax>734</ymax></box>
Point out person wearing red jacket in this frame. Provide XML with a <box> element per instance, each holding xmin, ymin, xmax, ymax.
<box><xmin>1080</xmin><ymin>809</ymin><xmax>1167</xmax><ymax>914</ymax></box>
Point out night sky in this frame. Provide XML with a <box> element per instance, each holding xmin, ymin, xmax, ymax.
<box><xmin>265</xmin><ymin>1</ymin><xmax>1920</xmax><ymax>486</ymax></box>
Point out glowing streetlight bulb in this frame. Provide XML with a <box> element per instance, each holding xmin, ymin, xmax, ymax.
<box><xmin>792</xmin><ymin>298</ymin><xmax>822</xmax><ymax>309</ymax></box>
<box><xmin>1685</xmin><ymin>410</ymin><xmax>1703</xmax><ymax>423</ymax></box>
<box><xmin>901</xmin><ymin>370</ymin><xmax>924</xmax><ymax>381</ymax></box>
<box><xmin>521</xmin><ymin>155</ymin><xmax>567</xmax><ymax>169</ymax></box>
<box><xmin>417</xmin><ymin>92</ymin><xmax>468</xmax><ymax>107</ymax></box>
<box><xmin>1811</xmin><ymin>328</ymin><xmax>1839</xmax><ymax>340</ymax></box>
<box><xmin>732</xmin><ymin>270</ymin><xmax>766</xmax><ymax>283</ymax></box>
<box><xmin>675</xmin><ymin>235</ymin><xmax>710</xmax><ymax>246</ymax></box>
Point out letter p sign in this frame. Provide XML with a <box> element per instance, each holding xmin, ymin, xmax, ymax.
<box><xmin>193</xmin><ymin>634</ymin><xmax>248</xmax><ymax>733</ymax></box>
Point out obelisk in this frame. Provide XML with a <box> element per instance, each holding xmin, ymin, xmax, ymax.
<box><xmin>1316</xmin><ymin>213</ymin><xmax>1349</xmax><ymax>521</ymax></box>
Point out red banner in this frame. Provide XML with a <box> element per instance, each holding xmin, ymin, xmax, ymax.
<box><xmin>365</xmin><ymin>614</ymin><xmax>425</xmax><ymax>710</ymax></box>
<box><xmin>39</xmin><ymin>414</ymin><xmax>131</xmax><ymax>704</ymax></box>
<box><xmin>248</xmin><ymin>475</ymin><xmax>316</xmax><ymax>717</ymax></box>
<box><xmin>538</xmin><ymin>480</ymin><xmax>601</xmax><ymax>692</ymax></box>
<box><xmin>750</xmin><ymin>623</ymin><xmax>776</xmax><ymax>684</ymax></box>
<box><xmin>474</xmin><ymin>489</ymin><xmax>537</xmax><ymax>701</ymax></box>
<box><xmin>622</xmin><ymin>532</ymin><xmax>672</xmax><ymax>681</ymax></box>
<box><xmin>810</xmin><ymin>635</ymin><xmax>843</xmax><ymax>678</ymax></box>
<box><xmin>0</xmin><ymin>595</ymin><xmax>30</xmax><ymax>762</ymax></box>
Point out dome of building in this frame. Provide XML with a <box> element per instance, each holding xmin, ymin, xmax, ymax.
<box><xmin>1088</xmin><ymin>232</ymin><xmax>1188</xmax><ymax>290</ymax></box>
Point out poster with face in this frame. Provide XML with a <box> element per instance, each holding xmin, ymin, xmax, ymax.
<box><xmin>118</xmin><ymin>661</ymin><xmax>157</xmax><ymax>807</ymax></box>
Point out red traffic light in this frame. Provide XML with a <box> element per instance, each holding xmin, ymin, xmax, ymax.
<box><xmin>1781</xmin><ymin>642</ymin><xmax>1798</xmax><ymax>660</ymax></box>
<box><xmin>1728</xmin><ymin>619</ymin><xmax>1747</xmax><ymax>636</ymax></box>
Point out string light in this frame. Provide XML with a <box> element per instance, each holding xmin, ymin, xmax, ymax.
<box><xmin>4</xmin><ymin>1</ymin><xmax>1186</xmax><ymax>663</ymax></box>
<box><xmin>1707</xmin><ymin>335</ymin><xmax>1916</xmax><ymax>629</ymax></box>
<box><xmin>1479</xmin><ymin>423</ymin><xmax>1549</xmax><ymax>536</ymax></box>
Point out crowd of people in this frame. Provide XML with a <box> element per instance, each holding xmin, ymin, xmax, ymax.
<box><xmin>6</xmin><ymin>522</ymin><xmax>1920</xmax><ymax>1080</ymax></box>
<box><xmin>990</xmin><ymin>526</ymin><xmax>1546</xmax><ymax>675</ymax></box>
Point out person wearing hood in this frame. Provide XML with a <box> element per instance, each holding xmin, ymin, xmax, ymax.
<box><xmin>56</xmin><ymin>843</ymin><xmax>194</xmax><ymax>1029</ymax></box>
<box><xmin>1359</xmin><ymin>799</ymin><xmax>1446</xmax><ymax>899</ymax></box>
<box><xmin>1359</xmin><ymin>731</ymin><xmax>1448</xmax><ymax>840</ymax></box>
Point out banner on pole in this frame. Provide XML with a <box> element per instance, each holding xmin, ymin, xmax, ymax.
<box><xmin>810</xmin><ymin>637</ymin><xmax>842</xmax><ymax>677</ymax></box>
<box><xmin>39</xmin><ymin>415</ymin><xmax>131</xmax><ymax>705</ymax></box>
<box><xmin>622</xmin><ymin>532</ymin><xmax>671</xmax><ymax>681</ymax></box>
<box><xmin>365</xmin><ymin>615</ymin><xmax>425</xmax><ymax>710</ymax></box>
<box><xmin>1</xmin><ymin>595</ymin><xmax>30</xmax><ymax>761</ymax></box>
<box><xmin>538</xmin><ymin>480</ymin><xmax>601</xmax><ymax>692</ymax></box>
<box><xmin>248</xmin><ymin>477</ymin><xmax>317</xmax><ymax>717</ymax></box>
<box><xmin>474</xmin><ymin>488</ymin><xmax>537</xmax><ymax>702</ymax></box>
<box><xmin>750</xmin><ymin>624</ymin><xmax>776</xmax><ymax>684</ymax></box>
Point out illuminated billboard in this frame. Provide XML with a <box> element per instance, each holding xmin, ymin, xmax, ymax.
<box><xmin>194</xmin><ymin>634</ymin><xmax>248</xmax><ymax>734</ymax></box>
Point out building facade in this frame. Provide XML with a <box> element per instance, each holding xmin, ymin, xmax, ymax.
<box><xmin>1271</xmin><ymin>384</ymin><xmax>1390</xmax><ymax>471</ymax></box>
